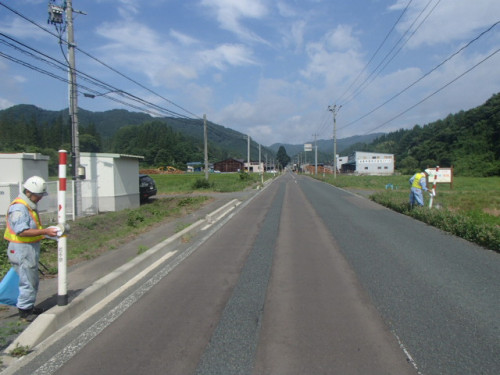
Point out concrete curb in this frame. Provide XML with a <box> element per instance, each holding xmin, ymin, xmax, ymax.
<box><xmin>5</xmin><ymin>200</ymin><xmax>237</xmax><ymax>352</ymax></box>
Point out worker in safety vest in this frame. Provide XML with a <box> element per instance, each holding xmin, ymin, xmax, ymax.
<box><xmin>409</xmin><ymin>171</ymin><xmax>429</xmax><ymax>207</ymax></box>
<box><xmin>4</xmin><ymin>176</ymin><xmax>58</xmax><ymax>322</ymax></box>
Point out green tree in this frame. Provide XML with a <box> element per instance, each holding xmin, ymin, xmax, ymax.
<box><xmin>276</xmin><ymin>146</ymin><xmax>291</xmax><ymax>169</ymax></box>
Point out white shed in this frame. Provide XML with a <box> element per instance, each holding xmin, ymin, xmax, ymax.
<box><xmin>0</xmin><ymin>153</ymin><xmax>50</xmax><ymax>216</ymax></box>
<box><xmin>80</xmin><ymin>153</ymin><xmax>144</xmax><ymax>212</ymax></box>
<box><xmin>0</xmin><ymin>153</ymin><xmax>49</xmax><ymax>183</ymax></box>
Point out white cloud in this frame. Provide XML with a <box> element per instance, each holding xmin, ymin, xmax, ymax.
<box><xmin>169</xmin><ymin>29</ymin><xmax>199</xmax><ymax>46</ymax></box>
<box><xmin>0</xmin><ymin>98</ymin><xmax>15</xmax><ymax>110</ymax></box>
<box><xmin>199</xmin><ymin>44</ymin><xmax>257</xmax><ymax>70</ymax></box>
<box><xmin>0</xmin><ymin>17</ymin><xmax>45</xmax><ymax>40</ymax></box>
<box><xmin>95</xmin><ymin>20</ymin><xmax>200</xmax><ymax>88</ymax></box>
<box><xmin>115</xmin><ymin>0</ymin><xmax>141</xmax><ymax>20</ymax></box>
<box><xmin>280</xmin><ymin>20</ymin><xmax>307</xmax><ymax>52</ymax></box>
<box><xmin>199</xmin><ymin>0</ymin><xmax>269</xmax><ymax>43</ymax></box>
<box><xmin>324</xmin><ymin>25</ymin><xmax>361</xmax><ymax>51</ymax></box>
<box><xmin>391</xmin><ymin>0</ymin><xmax>500</xmax><ymax>48</ymax></box>
<box><xmin>301</xmin><ymin>26</ymin><xmax>364</xmax><ymax>89</ymax></box>
<box><xmin>212</xmin><ymin>77</ymin><xmax>316</xmax><ymax>144</ymax></box>
<box><xmin>276</xmin><ymin>1</ymin><xmax>298</xmax><ymax>18</ymax></box>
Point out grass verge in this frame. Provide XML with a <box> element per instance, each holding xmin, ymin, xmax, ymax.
<box><xmin>315</xmin><ymin>174</ymin><xmax>500</xmax><ymax>252</ymax></box>
<box><xmin>0</xmin><ymin>195</ymin><xmax>211</xmax><ymax>279</ymax></box>
<box><xmin>0</xmin><ymin>171</ymin><xmax>269</xmax><ymax>279</ymax></box>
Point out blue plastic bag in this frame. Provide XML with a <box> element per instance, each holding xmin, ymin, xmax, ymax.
<box><xmin>0</xmin><ymin>267</ymin><xmax>19</xmax><ymax>306</ymax></box>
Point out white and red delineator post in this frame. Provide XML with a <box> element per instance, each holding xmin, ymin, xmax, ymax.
<box><xmin>429</xmin><ymin>165</ymin><xmax>439</xmax><ymax>208</ymax></box>
<box><xmin>58</xmin><ymin>150</ymin><xmax>68</xmax><ymax>306</ymax></box>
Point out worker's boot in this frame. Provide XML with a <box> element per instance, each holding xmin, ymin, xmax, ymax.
<box><xmin>18</xmin><ymin>308</ymin><xmax>35</xmax><ymax>322</ymax></box>
<box><xmin>18</xmin><ymin>307</ymin><xmax>43</xmax><ymax>322</ymax></box>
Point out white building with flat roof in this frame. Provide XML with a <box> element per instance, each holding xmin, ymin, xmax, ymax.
<box><xmin>341</xmin><ymin>152</ymin><xmax>394</xmax><ymax>175</ymax></box>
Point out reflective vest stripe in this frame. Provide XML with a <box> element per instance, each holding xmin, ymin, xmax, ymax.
<box><xmin>3</xmin><ymin>198</ymin><xmax>44</xmax><ymax>243</ymax></box>
<box><xmin>411</xmin><ymin>173</ymin><xmax>425</xmax><ymax>189</ymax></box>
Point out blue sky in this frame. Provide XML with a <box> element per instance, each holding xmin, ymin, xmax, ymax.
<box><xmin>1</xmin><ymin>0</ymin><xmax>499</xmax><ymax>146</ymax></box>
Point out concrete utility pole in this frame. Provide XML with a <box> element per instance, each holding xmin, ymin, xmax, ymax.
<box><xmin>247</xmin><ymin>135</ymin><xmax>251</xmax><ymax>172</ymax></box>
<box><xmin>259</xmin><ymin>144</ymin><xmax>264</xmax><ymax>183</ymax></box>
<box><xmin>328</xmin><ymin>104</ymin><xmax>341</xmax><ymax>179</ymax></box>
<box><xmin>66</xmin><ymin>0</ymin><xmax>83</xmax><ymax>216</ymax></box>
<box><xmin>313</xmin><ymin>133</ymin><xmax>318</xmax><ymax>176</ymax></box>
<box><xmin>204</xmin><ymin>114</ymin><xmax>208</xmax><ymax>180</ymax></box>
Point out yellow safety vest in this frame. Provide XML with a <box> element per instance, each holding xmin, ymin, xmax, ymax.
<box><xmin>411</xmin><ymin>173</ymin><xmax>426</xmax><ymax>189</ymax></box>
<box><xmin>3</xmin><ymin>197</ymin><xmax>44</xmax><ymax>243</ymax></box>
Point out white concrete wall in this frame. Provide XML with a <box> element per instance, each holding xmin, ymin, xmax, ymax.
<box><xmin>0</xmin><ymin>153</ymin><xmax>49</xmax><ymax>183</ymax></box>
<box><xmin>80</xmin><ymin>153</ymin><xmax>142</xmax><ymax>212</ymax></box>
<box><xmin>354</xmin><ymin>152</ymin><xmax>394</xmax><ymax>175</ymax></box>
<box><xmin>0</xmin><ymin>153</ymin><xmax>50</xmax><ymax>216</ymax></box>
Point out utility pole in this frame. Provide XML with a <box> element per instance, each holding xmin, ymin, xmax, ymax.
<box><xmin>66</xmin><ymin>0</ymin><xmax>81</xmax><ymax>216</ymax></box>
<box><xmin>247</xmin><ymin>135</ymin><xmax>251</xmax><ymax>172</ymax></box>
<box><xmin>328</xmin><ymin>104</ymin><xmax>341</xmax><ymax>179</ymax></box>
<box><xmin>259</xmin><ymin>143</ymin><xmax>263</xmax><ymax>184</ymax></box>
<box><xmin>313</xmin><ymin>133</ymin><xmax>318</xmax><ymax>176</ymax></box>
<box><xmin>204</xmin><ymin>114</ymin><xmax>208</xmax><ymax>180</ymax></box>
<box><xmin>51</xmin><ymin>0</ymin><xmax>86</xmax><ymax>216</ymax></box>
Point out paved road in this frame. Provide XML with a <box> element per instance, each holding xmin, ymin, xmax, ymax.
<box><xmin>13</xmin><ymin>173</ymin><xmax>500</xmax><ymax>374</ymax></box>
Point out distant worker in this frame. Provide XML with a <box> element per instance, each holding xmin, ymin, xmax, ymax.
<box><xmin>409</xmin><ymin>171</ymin><xmax>429</xmax><ymax>207</ymax></box>
<box><xmin>4</xmin><ymin>176</ymin><xmax>58</xmax><ymax>322</ymax></box>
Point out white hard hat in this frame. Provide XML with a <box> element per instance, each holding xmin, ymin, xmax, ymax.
<box><xmin>23</xmin><ymin>176</ymin><xmax>48</xmax><ymax>196</ymax></box>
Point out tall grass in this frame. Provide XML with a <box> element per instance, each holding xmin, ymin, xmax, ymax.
<box><xmin>0</xmin><ymin>172</ymin><xmax>272</xmax><ymax>279</ymax></box>
<box><xmin>0</xmin><ymin>196</ymin><xmax>210</xmax><ymax>278</ymax></box>
<box><xmin>316</xmin><ymin>174</ymin><xmax>500</xmax><ymax>251</ymax></box>
<box><xmin>153</xmin><ymin>172</ymin><xmax>268</xmax><ymax>193</ymax></box>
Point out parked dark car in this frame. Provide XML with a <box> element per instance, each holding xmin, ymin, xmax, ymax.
<box><xmin>139</xmin><ymin>174</ymin><xmax>157</xmax><ymax>201</ymax></box>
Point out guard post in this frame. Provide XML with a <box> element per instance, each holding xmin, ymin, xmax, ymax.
<box><xmin>57</xmin><ymin>150</ymin><xmax>68</xmax><ymax>306</ymax></box>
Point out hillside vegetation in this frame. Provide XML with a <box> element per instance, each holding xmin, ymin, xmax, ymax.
<box><xmin>343</xmin><ymin>93</ymin><xmax>500</xmax><ymax>176</ymax></box>
<box><xmin>0</xmin><ymin>105</ymin><xmax>270</xmax><ymax>172</ymax></box>
<box><xmin>0</xmin><ymin>92</ymin><xmax>499</xmax><ymax>176</ymax></box>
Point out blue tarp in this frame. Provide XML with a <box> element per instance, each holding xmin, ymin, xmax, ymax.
<box><xmin>0</xmin><ymin>267</ymin><xmax>19</xmax><ymax>306</ymax></box>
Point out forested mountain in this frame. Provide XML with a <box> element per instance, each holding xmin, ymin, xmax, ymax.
<box><xmin>269</xmin><ymin>133</ymin><xmax>384</xmax><ymax>164</ymax></box>
<box><xmin>0</xmin><ymin>104</ymin><xmax>271</xmax><ymax>173</ymax></box>
<box><xmin>1</xmin><ymin>92</ymin><xmax>498</xmax><ymax>176</ymax></box>
<box><xmin>345</xmin><ymin>92</ymin><xmax>500</xmax><ymax>176</ymax></box>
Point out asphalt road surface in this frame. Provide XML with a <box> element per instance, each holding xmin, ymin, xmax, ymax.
<box><xmin>16</xmin><ymin>173</ymin><xmax>500</xmax><ymax>374</ymax></box>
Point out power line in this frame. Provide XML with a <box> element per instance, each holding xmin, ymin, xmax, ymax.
<box><xmin>340</xmin><ymin>20</ymin><xmax>500</xmax><ymax>131</ymax></box>
<box><xmin>0</xmin><ymin>1</ymin><xmax>200</xmax><ymax>120</ymax></box>
<box><xmin>340</xmin><ymin>0</ymin><xmax>439</xmax><ymax>107</ymax></box>
<box><xmin>363</xmin><ymin>46</ymin><xmax>500</xmax><ymax>134</ymax></box>
<box><xmin>335</xmin><ymin>0</ymin><xmax>414</xmax><ymax>105</ymax></box>
<box><xmin>0</xmin><ymin>48</ymin><xmax>176</xmax><ymax>118</ymax></box>
<box><xmin>0</xmin><ymin>31</ymin><xmax>193</xmax><ymax>119</ymax></box>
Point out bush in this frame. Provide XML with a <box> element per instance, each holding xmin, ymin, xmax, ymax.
<box><xmin>127</xmin><ymin>211</ymin><xmax>145</xmax><ymax>227</ymax></box>
<box><xmin>371</xmin><ymin>192</ymin><xmax>500</xmax><ymax>251</ymax></box>
<box><xmin>192</xmin><ymin>178</ymin><xmax>214</xmax><ymax>190</ymax></box>
<box><xmin>239</xmin><ymin>170</ymin><xmax>251</xmax><ymax>180</ymax></box>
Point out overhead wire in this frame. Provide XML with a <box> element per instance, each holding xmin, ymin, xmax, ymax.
<box><xmin>0</xmin><ymin>1</ymin><xmax>201</xmax><ymax>120</ymax></box>
<box><xmin>321</xmin><ymin>0</ymin><xmax>414</xmax><ymax>141</ymax></box>
<box><xmin>335</xmin><ymin>0</ymin><xmax>414</xmax><ymax>105</ymax></box>
<box><xmin>0</xmin><ymin>1</ymin><xmax>276</xmax><ymax>155</ymax></box>
<box><xmin>0</xmin><ymin>48</ymin><xmax>176</xmax><ymax>118</ymax></box>
<box><xmin>0</xmin><ymin>28</ymin><xmax>194</xmax><ymax>119</ymax></box>
<box><xmin>362</xmin><ymin>46</ymin><xmax>500</xmax><ymax>134</ymax></box>
<box><xmin>339</xmin><ymin>20</ymin><xmax>500</xmax><ymax>131</ymax></box>
<box><xmin>340</xmin><ymin>0</ymin><xmax>439</xmax><ymax>107</ymax></box>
